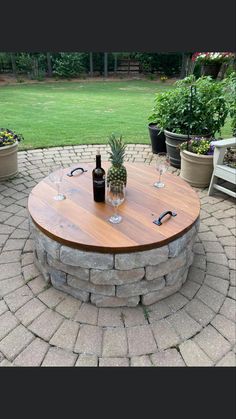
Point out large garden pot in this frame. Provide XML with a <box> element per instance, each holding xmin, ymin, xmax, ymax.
<box><xmin>180</xmin><ymin>150</ymin><xmax>213</xmax><ymax>188</ymax></box>
<box><xmin>148</xmin><ymin>123</ymin><xmax>167</xmax><ymax>154</ymax></box>
<box><xmin>201</xmin><ymin>63</ymin><xmax>222</xmax><ymax>79</ymax></box>
<box><xmin>164</xmin><ymin>130</ymin><xmax>189</xmax><ymax>168</ymax></box>
<box><xmin>0</xmin><ymin>142</ymin><xmax>18</xmax><ymax>181</ymax></box>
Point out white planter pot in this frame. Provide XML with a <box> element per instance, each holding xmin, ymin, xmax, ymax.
<box><xmin>0</xmin><ymin>142</ymin><xmax>18</xmax><ymax>181</ymax></box>
<box><xmin>180</xmin><ymin>150</ymin><xmax>213</xmax><ymax>188</ymax></box>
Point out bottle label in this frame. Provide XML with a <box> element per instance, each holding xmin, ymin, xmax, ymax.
<box><xmin>94</xmin><ymin>180</ymin><xmax>105</xmax><ymax>188</ymax></box>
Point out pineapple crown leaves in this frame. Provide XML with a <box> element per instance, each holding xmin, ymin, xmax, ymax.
<box><xmin>108</xmin><ymin>133</ymin><xmax>127</xmax><ymax>166</ymax></box>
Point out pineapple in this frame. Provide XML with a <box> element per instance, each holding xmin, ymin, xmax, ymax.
<box><xmin>107</xmin><ymin>134</ymin><xmax>127</xmax><ymax>188</ymax></box>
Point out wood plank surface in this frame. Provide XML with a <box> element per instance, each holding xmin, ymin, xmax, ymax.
<box><xmin>28</xmin><ymin>163</ymin><xmax>200</xmax><ymax>253</ymax></box>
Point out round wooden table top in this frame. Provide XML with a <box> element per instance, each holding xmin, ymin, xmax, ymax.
<box><xmin>28</xmin><ymin>162</ymin><xmax>200</xmax><ymax>253</ymax></box>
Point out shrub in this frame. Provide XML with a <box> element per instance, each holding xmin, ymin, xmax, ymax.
<box><xmin>53</xmin><ymin>53</ymin><xmax>86</xmax><ymax>78</ymax></box>
<box><xmin>221</xmin><ymin>71</ymin><xmax>236</xmax><ymax>136</ymax></box>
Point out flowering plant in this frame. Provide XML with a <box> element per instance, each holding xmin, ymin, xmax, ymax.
<box><xmin>179</xmin><ymin>137</ymin><xmax>215</xmax><ymax>155</ymax></box>
<box><xmin>160</xmin><ymin>75</ymin><xmax>168</xmax><ymax>82</ymax></box>
<box><xmin>192</xmin><ymin>52</ymin><xmax>235</xmax><ymax>64</ymax></box>
<box><xmin>0</xmin><ymin>128</ymin><xmax>24</xmax><ymax>147</ymax></box>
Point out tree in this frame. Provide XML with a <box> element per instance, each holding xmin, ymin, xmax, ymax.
<box><xmin>104</xmin><ymin>52</ymin><xmax>108</xmax><ymax>77</ymax></box>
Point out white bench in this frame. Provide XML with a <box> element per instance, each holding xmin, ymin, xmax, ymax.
<box><xmin>208</xmin><ymin>138</ymin><xmax>236</xmax><ymax>198</ymax></box>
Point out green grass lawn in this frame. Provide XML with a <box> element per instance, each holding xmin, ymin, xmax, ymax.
<box><xmin>0</xmin><ymin>80</ymin><xmax>233</xmax><ymax>150</ymax></box>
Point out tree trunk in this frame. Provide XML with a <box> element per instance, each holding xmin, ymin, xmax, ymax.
<box><xmin>104</xmin><ymin>52</ymin><xmax>108</xmax><ymax>77</ymax></box>
<box><xmin>114</xmin><ymin>53</ymin><xmax>117</xmax><ymax>73</ymax></box>
<box><xmin>10</xmin><ymin>53</ymin><xmax>17</xmax><ymax>77</ymax></box>
<box><xmin>180</xmin><ymin>53</ymin><xmax>188</xmax><ymax>78</ymax></box>
<box><xmin>46</xmin><ymin>53</ymin><xmax>52</xmax><ymax>77</ymax></box>
<box><xmin>180</xmin><ymin>53</ymin><xmax>194</xmax><ymax>78</ymax></box>
<box><xmin>89</xmin><ymin>52</ymin><xmax>93</xmax><ymax>77</ymax></box>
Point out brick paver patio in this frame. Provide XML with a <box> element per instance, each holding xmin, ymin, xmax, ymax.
<box><xmin>0</xmin><ymin>144</ymin><xmax>235</xmax><ymax>366</ymax></box>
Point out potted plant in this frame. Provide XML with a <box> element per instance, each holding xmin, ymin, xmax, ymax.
<box><xmin>192</xmin><ymin>52</ymin><xmax>235</xmax><ymax>79</ymax></box>
<box><xmin>147</xmin><ymin>122</ymin><xmax>167</xmax><ymax>154</ymax></box>
<box><xmin>179</xmin><ymin>137</ymin><xmax>215</xmax><ymax>187</ymax></box>
<box><xmin>148</xmin><ymin>82</ymin><xmax>168</xmax><ymax>154</ymax></box>
<box><xmin>0</xmin><ymin>128</ymin><xmax>23</xmax><ymax>181</ymax></box>
<box><xmin>149</xmin><ymin>75</ymin><xmax>228</xmax><ymax>167</ymax></box>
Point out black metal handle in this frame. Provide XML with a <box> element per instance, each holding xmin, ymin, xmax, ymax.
<box><xmin>153</xmin><ymin>210</ymin><xmax>177</xmax><ymax>226</ymax></box>
<box><xmin>67</xmin><ymin>167</ymin><xmax>88</xmax><ymax>177</ymax></box>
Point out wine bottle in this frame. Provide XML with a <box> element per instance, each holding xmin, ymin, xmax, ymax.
<box><xmin>92</xmin><ymin>149</ymin><xmax>105</xmax><ymax>202</ymax></box>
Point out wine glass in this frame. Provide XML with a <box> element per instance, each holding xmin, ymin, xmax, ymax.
<box><xmin>154</xmin><ymin>152</ymin><xmax>170</xmax><ymax>188</ymax></box>
<box><xmin>107</xmin><ymin>181</ymin><xmax>125</xmax><ymax>224</ymax></box>
<box><xmin>48</xmin><ymin>165</ymin><xmax>66</xmax><ymax>201</ymax></box>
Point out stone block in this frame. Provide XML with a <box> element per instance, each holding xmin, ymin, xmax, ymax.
<box><xmin>127</xmin><ymin>325</ymin><xmax>157</xmax><ymax>356</ymax></box>
<box><xmin>74</xmin><ymin>324</ymin><xmax>103</xmax><ymax>356</ymax></box>
<box><xmin>90</xmin><ymin>267</ymin><xmax>145</xmax><ymax>285</ymax></box>
<box><xmin>115</xmin><ymin>246</ymin><xmax>169</xmax><ymax>270</ymax></box>
<box><xmin>141</xmin><ymin>283</ymin><xmax>182</xmax><ymax>306</ymax></box>
<box><xmin>91</xmin><ymin>294</ymin><xmax>140</xmax><ymax>308</ymax></box>
<box><xmin>194</xmin><ymin>325</ymin><xmax>231</xmax><ymax>363</ymax></box>
<box><xmin>0</xmin><ymin>325</ymin><xmax>34</xmax><ymax>361</ymax></box>
<box><xmin>67</xmin><ymin>275</ymin><xmax>115</xmax><ymax>296</ymax></box>
<box><xmin>179</xmin><ymin>340</ymin><xmax>213</xmax><ymax>366</ymax></box>
<box><xmin>50</xmin><ymin>269</ymin><xmax>67</xmax><ymax>285</ymax></box>
<box><xmin>42</xmin><ymin>347</ymin><xmax>77</xmax><ymax>367</ymax></box>
<box><xmin>151</xmin><ymin>319</ymin><xmax>180</xmax><ymax>350</ymax></box>
<box><xmin>116</xmin><ymin>277</ymin><xmax>165</xmax><ymax>298</ymax></box>
<box><xmin>13</xmin><ymin>338</ymin><xmax>49</xmax><ymax>367</ymax></box>
<box><xmin>99</xmin><ymin>357</ymin><xmax>129</xmax><ymax>367</ymax></box>
<box><xmin>34</xmin><ymin>257</ymin><xmax>50</xmax><ymax>283</ymax></box>
<box><xmin>34</xmin><ymin>227</ymin><xmax>60</xmax><ymax>259</ymax></box>
<box><xmin>151</xmin><ymin>349</ymin><xmax>185</xmax><ymax>366</ymax></box>
<box><xmin>47</xmin><ymin>254</ymin><xmax>89</xmax><ymax>281</ymax></box>
<box><xmin>50</xmin><ymin>279</ymin><xmax>90</xmax><ymax>302</ymax></box>
<box><xmin>102</xmin><ymin>328</ymin><xmax>128</xmax><ymax>357</ymax></box>
<box><xmin>196</xmin><ymin>285</ymin><xmax>225</xmax><ymax>312</ymax></box>
<box><xmin>165</xmin><ymin>266</ymin><xmax>186</xmax><ymax>286</ymax></box>
<box><xmin>146</xmin><ymin>251</ymin><xmax>186</xmax><ymax>280</ymax></box>
<box><xmin>60</xmin><ymin>246</ymin><xmax>114</xmax><ymax>269</ymax></box>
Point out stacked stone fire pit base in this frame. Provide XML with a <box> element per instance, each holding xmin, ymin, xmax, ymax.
<box><xmin>30</xmin><ymin>218</ymin><xmax>200</xmax><ymax>307</ymax></box>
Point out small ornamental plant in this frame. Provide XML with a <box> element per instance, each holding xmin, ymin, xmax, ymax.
<box><xmin>179</xmin><ymin>137</ymin><xmax>215</xmax><ymax>155</ymax></box>
<box><xmin>160</xmin><ymin>75</ymin><xmax>168</xmax><ymax>82</ymax></box>
<box><xmin>192</xmin><ymin>52</ymin><xmax>235</xmax><ymax>64</ymax></box>
<box><xmin>0</xmin><ymin>128</ymin><xmax>24</xmax><ymax>147</ymax></box>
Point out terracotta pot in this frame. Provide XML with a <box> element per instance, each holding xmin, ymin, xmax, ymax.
<box><xmin>180</xmin><ymin>150</ymin><xmax>213</xmax><ymax>188</ymax></box>
<box><xmin>0</xmin><ymin>142</ymin><xmax>18</xmax><ymax>181</ymax></box>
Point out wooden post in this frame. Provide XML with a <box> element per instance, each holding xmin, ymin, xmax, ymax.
<box><xmin>89</xmin><ymin>52</ymin><xmax>93</xmax><ymax>77</ymax></box>
<box><xmin>10</xmin><ymin>53</ymin><xmax>17</xmax><ymax>77</ymax></box>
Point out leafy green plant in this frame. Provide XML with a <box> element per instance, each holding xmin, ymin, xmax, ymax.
<box><xmin>148</xmin><ymin>75</ymin><xmax>228</xmax><ymax>136</ymax></box>
<box><xmin>221</xmin><ymin>72</ymin><xmax>236</xmax><ymax>136</ymax></box>
<box><xmin>53</xmin><ymin>53</ymin><xmax>86</xmax><ymax>78</ymax></box>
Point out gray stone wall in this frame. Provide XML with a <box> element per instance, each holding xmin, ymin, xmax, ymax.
<box><xmin>30</xmin><ymin>217</ymin><xmax>199</xmax><ymax>307</ymax></box>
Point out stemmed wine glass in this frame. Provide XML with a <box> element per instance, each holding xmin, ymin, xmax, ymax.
<box><xmin>154</xmin><ymin>152</ymin><xmax>170</xmax><ymax>188</ymax></box>
<box><xmin>48</xmin><ymin>165</ymin><xmax>66</xmax><ymax>201</ymax></box>
<box><xmin>107</xmin><ymin>181</ymin><xmax>125</xmax><ymax>224</ymax></box>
